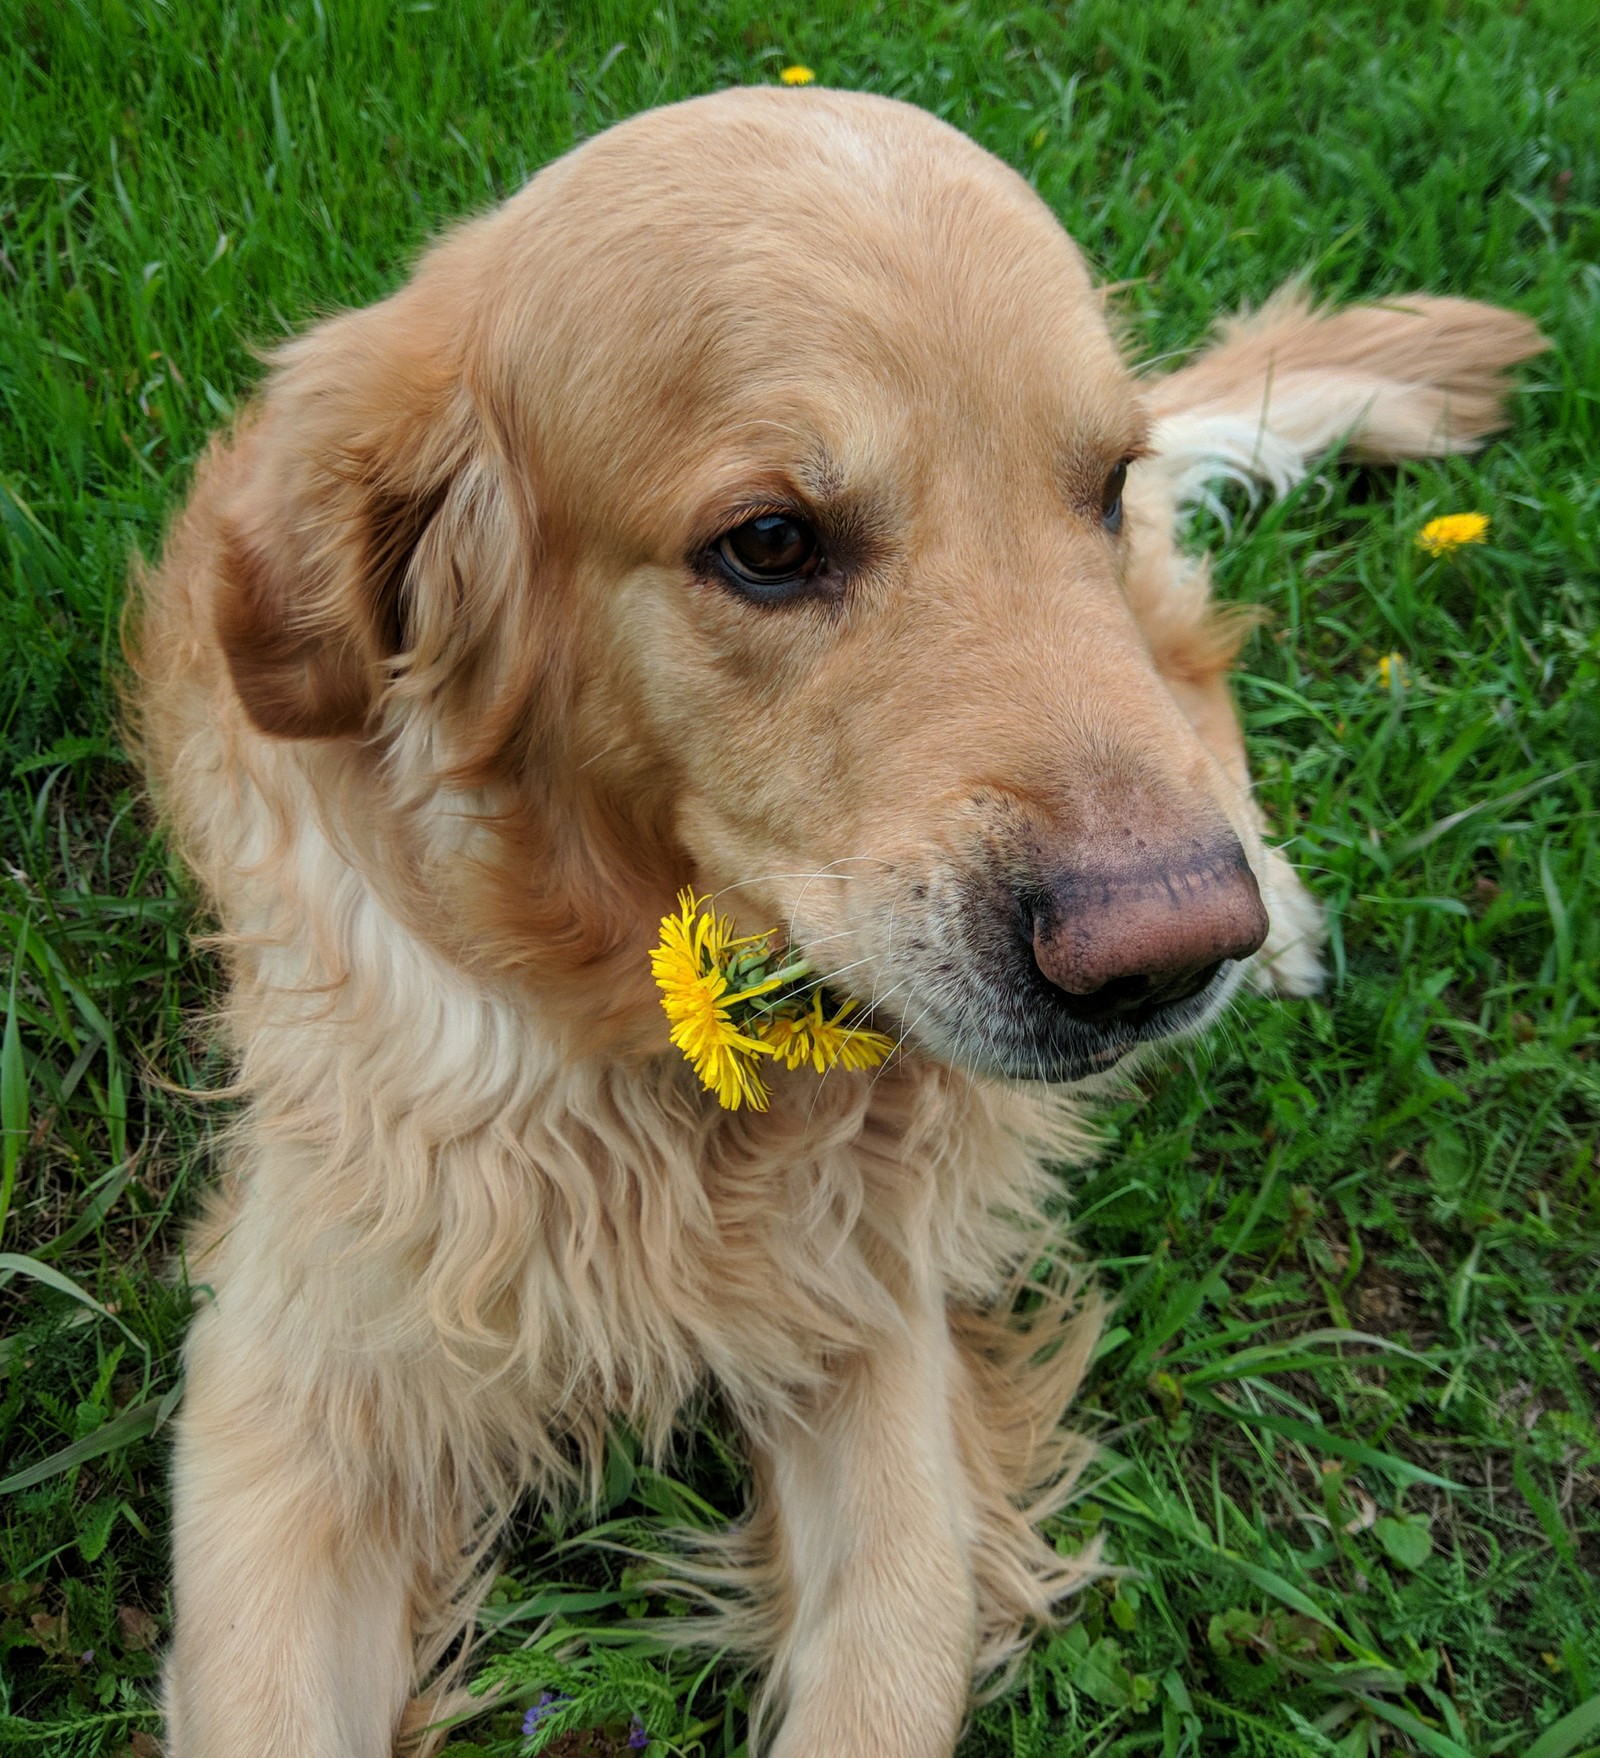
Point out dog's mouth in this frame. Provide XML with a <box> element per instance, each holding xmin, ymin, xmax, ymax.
<box><xmin>836</xmin><ymin>953</ymin><xmax>1243</xmax><ymax>1086</ymax></box>
<box><xmin>804</xmin><ymin>836</ymin><xmax>1264</xmax><ymax>1086</ymax></box>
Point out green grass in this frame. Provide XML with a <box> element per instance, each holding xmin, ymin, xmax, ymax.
<box><xmin>2</xmin><ymin>1</ymin><xmax>1598</xmax><ymax>1753</ymax></box>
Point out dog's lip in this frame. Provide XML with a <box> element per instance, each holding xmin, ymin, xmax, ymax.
<box><xmin>861</xmin><ymin>995</ymin><xmax>1141</xmax><ymax>1083</ymax></box>
<box><xmin>866</xmin><ymin>959</ymin><xmax>1237</xmax><ymax>1084</ymax></box>
<box><xmin>998</xmin><ymin>1036</ymin><xmax>1137</xmax><ymax>1083</ymax></box>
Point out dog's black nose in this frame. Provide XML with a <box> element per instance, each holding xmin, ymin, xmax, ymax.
<box><xmin>1025</xmin><ymin>835</ymin><xmax>1268</xmax><ymax>1028</ymax></box>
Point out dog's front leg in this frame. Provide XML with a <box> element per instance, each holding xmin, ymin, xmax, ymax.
<box><xmin>164</xmin><ymin>1259</ymin><xmax>428</xmax><ymax>1758</ymax></box>
<box><xmin>758</xmin><ymin>1294</ymin><xmax>976</xmax><ymax>1758</ymax></box>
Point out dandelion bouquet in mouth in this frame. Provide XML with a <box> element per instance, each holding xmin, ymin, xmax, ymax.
<box><xmin>651</xmin><ymin>891</ymin><xmax>895</xmax><ymax>1110</ymax></box>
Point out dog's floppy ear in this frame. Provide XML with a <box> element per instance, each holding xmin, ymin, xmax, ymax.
<box><xmin>216</xmin><ymin>267</ymin><xmax>497</xmax><ymax>741</ymax></box>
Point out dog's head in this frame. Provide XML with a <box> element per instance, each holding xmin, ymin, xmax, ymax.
<box><xmin>214</xmin><ymin>87</ymin><xmax>1266</xmax><ymax>1079</ymax></box>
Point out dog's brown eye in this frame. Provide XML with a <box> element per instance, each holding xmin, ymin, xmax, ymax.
<box><xmin>1102</xmin><ymin>459</ymin><xmax>1129</xmax><ymax>533</ymax></box>
<box><xmin>713</xmin><ymin>514</ymin><xmax>824</xmax><ymax>601</ymax></box>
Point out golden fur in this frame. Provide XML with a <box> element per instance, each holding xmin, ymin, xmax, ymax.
<box><xmin>128</xmin><ymin>87</ymin><xmax>1543</xmax><ymax>1758</ymax></box>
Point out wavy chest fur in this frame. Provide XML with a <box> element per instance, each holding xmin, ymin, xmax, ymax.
<box><xmin>177</xmin><ymin>726</ymin><xmax>1087</xmax><ymax>1500</ymax></box>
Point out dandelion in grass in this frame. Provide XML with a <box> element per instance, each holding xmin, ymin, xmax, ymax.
<box><xmin>779</xmin><ymin>64</ymin><xmax>815</xmax><ymax>84</ymax></box>
<box><xmin>1416</xmin><ymin>511</ymin><xmax>1489</xmax><ymax>556</ymax></box>
<box><xmin>1376</xmin><ymin>651</ymin><xmax>1409</xmax><ymax>690</ymax></box>
<box><xmin>651</xmin><ymin>892</ymin><xmax>893</xmax><ymax>1107</ymax></box>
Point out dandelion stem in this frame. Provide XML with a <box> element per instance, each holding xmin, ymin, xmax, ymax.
<box><xmin>763</xmin><ymin>958</ymin><xmax>813</xmax><ymax>987</ymax></box>
<box><xmin>730</xmin><ymin>958</ymin><xmax>815</xmax><ymax>1016</ymax></box>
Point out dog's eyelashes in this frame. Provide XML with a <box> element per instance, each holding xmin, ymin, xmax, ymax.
<box><xmin>711</xmin><ymin>513</ymin><xmax>825</xmax><ymax>603</ymax></box>
<box><xmin>1101</xmin><ymin>459</ymin><xmax>1129</xmax><ymax>534</ymax></box>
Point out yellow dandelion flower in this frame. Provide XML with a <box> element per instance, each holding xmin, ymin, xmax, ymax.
<box><xmin>761</xmin><ymin>993</ymin><xmax>894</xmax><ymax>1075</ymax></box>
<box><xmin>817</xmin><ymin>1007</ymin><xmax>895</xmax><ymax>1072</ymax></box>
<box><xmin>651</xmin><ymin>891</ymin><xmax>728</xmax><ymax>1006</ymax></box>
<box><xmin>652</xmin><ymin>892</ymin><xmax>778</xmax><ymax>1010</ymax></box>
<box><xmin>667</xmin><ymin>985</ymin><xmax>773</xmax><ymax>1111</ymax></box>
<box><xmin>759</xmin><ymin>1008</ymin><xmax>806</xmax><ymax>1070</ymax></box>
<box><xmin>1376</xmin><ymin>651</ymin><xmax>1408</xmax><ymax>690</ymax></box>
<box><xmin>652</xmin><ymin>892</ymin><xmax>782</xmax><ymax>1110</ymax></box>
<box><xmin>652</xmin><ymin>892</ymin><xmax>892</xmax><ymax>1103</ymax></box>
<box><xmin>1416</xmin><ymin>512</ymin><xmax>1489</xmax><ymax>556</ymax></box>
<box><xmin>779</xmin><ymin>64</ymin><xmax>815</xmax><ymax>85</ymax></box>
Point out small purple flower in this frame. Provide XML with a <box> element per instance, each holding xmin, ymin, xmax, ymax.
<box><xmin>522</xmin><ymin>1692</ymin><xmax>570</xmax><ymax>1739</ymax></box>
<box><xmin>628</xmin><ymin>1715</ymin><xmax>650</xmax><ymax>1749</ymax></box>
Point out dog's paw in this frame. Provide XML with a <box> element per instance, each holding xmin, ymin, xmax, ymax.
<box><xmin>1248</xmin><ymin>846</ymin><xmax>1326</xmax><ymax>997</ymax></box>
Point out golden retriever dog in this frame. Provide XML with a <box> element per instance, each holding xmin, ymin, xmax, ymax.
<box><xmin>129</xmin><ymin>86</ymin><xmax>1541</xmax><ymax>1758</ymax></box>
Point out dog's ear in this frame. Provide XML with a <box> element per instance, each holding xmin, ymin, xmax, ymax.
<box><xmin>216</xmin><ymin>270</ymin><xmax>506</xmax><ymax>741</ymax></box>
